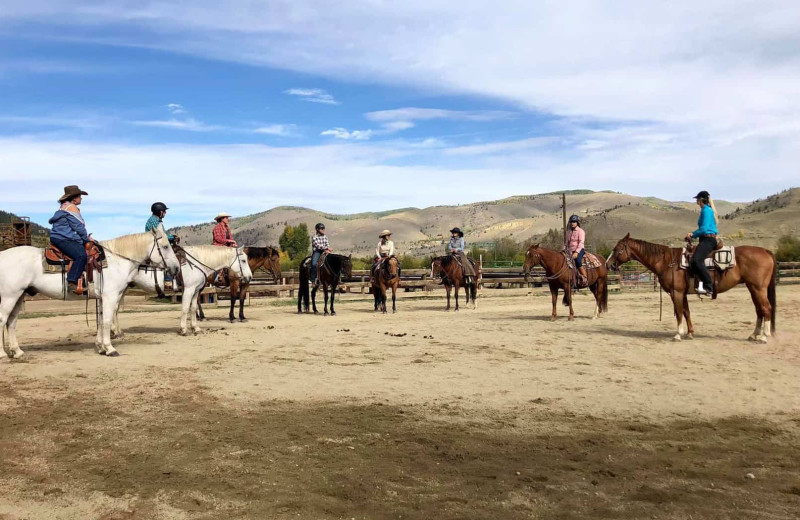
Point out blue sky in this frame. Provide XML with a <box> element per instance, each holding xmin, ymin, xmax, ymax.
<box><xmin>1</xmin><ymin>1</ymin><xmax>798</xmax><ymax>238</ymax></box>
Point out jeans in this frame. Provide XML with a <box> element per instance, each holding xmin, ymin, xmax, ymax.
<box><xmin>51</xmin><ymin>237</ymin><xmax>87</xmax><ymax>283</ymax></box>
<box><xmin>692</xmin><ymin>236</ymin><xmax>717</xmax><ymax>286</ymax></box>
<box><xmin>310</xmin><ymin>251</ymin><xmax>322</xmax><ymax>282</ymax></box>
<box><xmin>574</xmin><ymin>249</ymin><xmax>586</xmax><ymax>268</ymax></box>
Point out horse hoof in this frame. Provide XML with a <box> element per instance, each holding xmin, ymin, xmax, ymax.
<box><xmin>331</xmin><ymin>312</ymin><xmax>336</xmax><ymax>316</ymax></box>
<box><xmin>686</xmin><ymin>334</ymin><xmax>694</xmax><ymax>340</ymax></box>
<box><xmin>550</xmin><ymin>317</ymin><xmax>557</xmax><ymax>322</ymax></box>
<box><xmin>673</xmin><ymin>335</ymin><xmax>682</xmax><ymax>342</ymax></box>
<box><xmin>747</xmin><ymin>335</ymin><xmax>758</xmax><ymax>342</ymax></box>
<box><xmin>239</xmin><ymin>318</ymin><xmax>248</xmax><ymax>323</ymax></box>
<box><xmin>179</xmin><ymin>330</ymin><xmax>190</xmax><ymax>336</ymax></box>
<box><xmin>758</xmin><ymin>337</ymin><xmax>768</xmax><ymax>344</ymax></box>
<box><xmin>106</xmin><ymin>351</ymin><xmax>120</xmax><ymax>357</ymax></box>
<box><xmin>229</xmin><ymin>319</ymin><xmax>236</xmax><ymax>323</ymax></box>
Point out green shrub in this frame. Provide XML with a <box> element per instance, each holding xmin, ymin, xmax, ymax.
<box><xmin>775</xmin><ymin>234</ymin><xmax>800</xmax><ymax>262</ymax></box>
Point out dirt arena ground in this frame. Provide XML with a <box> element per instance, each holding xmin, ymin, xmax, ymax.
<box><xmin>2</xmin><ymin>285</ymin><xmax>799</xmax><ymax>519</ymax></box>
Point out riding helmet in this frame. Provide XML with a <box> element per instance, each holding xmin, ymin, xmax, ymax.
<box><xmin>693</xmin><ymin>190</ymin><xmax>710</xmax><ymax>201</ymax></box>
<box><xmin>151</xmin><ymin>202</ymin><xmax>169</xmax><ymax>215</ymax></box>
<box><xmin>568</xmin><ymin>214</ymin><xmax>581</xmax><ymax>224</ymax></box>
<box><xmin>315</xmin><ymin>223</ymin><xmax>326</xmax><ymax>231</ymax></box>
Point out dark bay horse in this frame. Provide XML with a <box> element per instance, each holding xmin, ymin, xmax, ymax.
<box><xmin>523</xmin><ymin>244</ymin><xmax>609</xmax><ymax>320</ymax></box>
<box><xmin>298</xmin><ymin>253</ymin><xmax>353</xmax><ymax>316</ymax></box>
<box><xmin>606</xmin><ymin>233</ymin><xmax>777</xmax><ymax>342</ymax></box>
<box><xmin>372</xmin><ymin>256</ymin><xmax>400</xmax><ymax>313</ymax></box>
<box><xmin>197</xmin><ymin>246</ymin><xmax>282</xmax><ymax>322</ymax></box>
<box><xmin>430</xmin><ymin>254</ymin><xmax>480</xmax><ymax>311</ymax></box>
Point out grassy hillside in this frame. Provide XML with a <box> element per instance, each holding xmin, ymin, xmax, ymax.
<box><xmin>171</xmin><ymin>188</ymin><xmax>798</xmax><ymax>256</ymax></box>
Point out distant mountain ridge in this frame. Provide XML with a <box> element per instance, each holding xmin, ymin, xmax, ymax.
<box><xmin>171</xmin><ymin>188</ymin><xmax>799</xmax><ymax>256</ymax></box>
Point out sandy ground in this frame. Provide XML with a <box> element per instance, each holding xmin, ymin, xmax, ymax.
<box><xmin>1</xmin><ymin>285</ymin><xmax>799</xmax><ymax>519</ymax></box>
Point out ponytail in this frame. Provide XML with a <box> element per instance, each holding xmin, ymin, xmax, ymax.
<box><xmin>708</xmin><ymin>197</ymin><xmax>719</xmax><ymax>225</ymax></box>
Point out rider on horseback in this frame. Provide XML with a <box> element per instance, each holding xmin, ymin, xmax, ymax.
<box><xmin>310</xmin><ymin>223</ymin><xmax>332</xmax><ymax>285</ymax></box>
<box><xmin>371</xmin><ymin>230</ymin><xmax>395</xmax><ymax>281</ymax></box>
<box><xmin>212</xmin><ymin>212</ymin><xmax>237</xmax><ymax>247</ymax></box>
<box><xmin>48</xmin><ymin>185</ymin><xmax>92</xmax><ymax>295</ymax></box>
<box><xmin>686</xmin><ymin>190</ymin><xmax>718</xmax><ymax>295</ymax></box>
<box><xmin>565</xmin><ymin>214</ymin><xmax>587</xmax><ymax>287</ymax></box>
<box><xmin>146</xmin><ymin>202</ymin><xmax>176</xmax><ymax>244</ymax></box>
<box><xmin>449</xmin><ymin>227</ymin><xmax>476</xmax><ymax>282</ymax></box>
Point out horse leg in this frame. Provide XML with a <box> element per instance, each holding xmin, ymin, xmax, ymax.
<box><xmin>445</xmin><ymin>285</ymin><xmax>451</xmax><ymax>311</ymax></box>
<box><xmin>228</xmin><ymin>281</ymin><xmax>237</xmax><ymax>323</ymax></box>
<box><xmin>392</xmin><ymin>284</ymin><xmax>397</xmax><ymax>314</ymax></box>
<box><xmin>111</xmin><ymin>294</ymin><xmax>125</xmax><ymax>339</ymax></box>
<box><xmin>589</xmin><ymin>282</ymin><xmax>600</xmax><ymax>319</ymax></box>
<box><xmin>323</xmin><ymin>286</ymin><xmax>329</xmax><ymax>316</ymax></box>
<box><xmin>567</xmin><ymin>286</ymin><xmax>575</xmax><ymax>321</ymax></box>
<box><xmin>238</xmin><ymin>286</ymin><xmax>248</xmax><ymax>322</ymax></box>
<box><xmin>100</xmin><ymin>293</ymin><xmax>121</xmax><ymax>356</ymax></box>
<box><xmin>4</xmin><ymin>296</ymin><xmax>26</xmax><ymax>359</ymax></box>
<box><xmin>682</xmin><ymin>294</ymin><xmax>694</xmax><ymax>339</ymax></box>
<box><xmin>311</xmin><ymin>286</ymin><xmax>319</xmax><ymax>314</ymax></box>
<box><xmin>454</xmin><ymin>282</ymin><xmax>460</xmax><ymax>311</ymax></box>
<box><xmin>196</xmin><ymin>295</ymin><xmax>205</xmax><ymax>321</ymax></box>
<box><xmin>180</xmin><ymin>285</ymin><xmax>194</xmax><ymax>336</ymax></box>
<box><xmin>330</xmin><ymin>286</ymin><xmax>337</xmax><ymax>316</ymax></box>
<box><xmin>672</xmin><ymin>293</ymin><xmax>686</xmax><ymax>341</ymax></box>
<box><xmin>747</xmin><ymin>285</ymin><xmax>770</xmax><ymax>343</ymax></box>
<box><xmin>549</xmin><ymin>286</ymin><xmax>558</xmax><ymax>321</ymax></box>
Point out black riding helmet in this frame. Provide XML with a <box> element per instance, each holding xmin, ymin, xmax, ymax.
<box><xmin>315</xmin><ymin>223</ymin><xmax>326</xmax><ymax>231</ymax></box>
<box><xmin>568</xmin><ymin>214</ymin><xmax>581</xmax><ymax>224</ymax></box>
<box><xmin>151</xmin><ymin>202</ymin><xmax>168</xmax><ymax>215</ymax></box>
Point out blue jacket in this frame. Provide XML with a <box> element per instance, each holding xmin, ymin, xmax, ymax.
<box><xmin>691</xmin><ymin>205</ymin><xmax>718</xmax><ymax>238</ymax></box>
<box><xmin>49</xmin><ymin>210</ymin><xmax>90</xmax><ymax>243</ymax></box>
<box><xmin>145</xmin><ymin>214</ymin><xmax>174</xmax><ymax>240</ymax></box>
<box><xmin>449</xmin><ymin>236</ymin><xmax>465</xmax><ymax>252</ymax></box>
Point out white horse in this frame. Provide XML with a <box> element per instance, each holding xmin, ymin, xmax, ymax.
<box><xmin>113</xmin><ymin>245</ymin><xmax>252</xmax><ymax>337</ymax></box>
<box><xmin>0</xmin><ymin>223</ymin><xmax>180</xmax><ymax>359</ymax></box>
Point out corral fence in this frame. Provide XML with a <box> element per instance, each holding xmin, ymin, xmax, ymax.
<box><xmin>231</xmin><ymin>260</ymin><xmax>799</xmax><ymax>299</ymax></box>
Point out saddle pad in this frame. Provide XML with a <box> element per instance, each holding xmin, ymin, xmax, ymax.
<box><xmin>583</xmin><ymin>252</ymin><xmax>603</xmax><ymax>269</ymax></box>
<box><xmin>680</xmin><ymin>246</ymin><xmax>736</xmax><ymax>270</ymax></box>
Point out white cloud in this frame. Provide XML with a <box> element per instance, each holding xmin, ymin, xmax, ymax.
<box><xmin>166</xmin><ymin>103</ymin><xmax>185</xmax><ymax>115</ymax></box>
<box><xmin>320</xmin><ymin>127</ymin><xmax>373</xmax><ymax>140</ymax></box>
<box><xmin>131</xmin><ymin>118</ymin><xmax>219</xmax><ymax>132</ymax></box>
<box><xmin>284</xmin><ymin>88</ymin><xmax>340</xmax><ymax>105</ymax></box>
<box><xmin>253</xmin><ymin>124</ymin><xmax>298</xmax><ymax>136</ymax></box>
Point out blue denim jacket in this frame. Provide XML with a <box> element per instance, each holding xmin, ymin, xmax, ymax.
<box><xmin>49</xmin><ymin>210</ymin><xmax>90</xmax><ymax>243</ymax></box>
<box><xmin>691</xmin><ymin>205</ymin><xmax>718</xmax><ymax>238</ymax></box>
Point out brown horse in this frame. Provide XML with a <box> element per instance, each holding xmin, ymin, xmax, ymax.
<box><xmin>372</xmin><ymin>256</ymin><xmax>400</xmax><ymax>313</ymax></box>
<box><xmin>430</xmin><ymin>254</ymin><xmax>480</xmax><ymax>311</ymax></box>
<box><xmin>523</xmin><ymin>244</ymin><xmax>609</xmax><ymax>321</ymax></box>
<box><xmin>297</xmin><ymin>253</ymin><xmax>353</xmax><ymax>316</ymax></box>
<box><xmin>606</xmin><ymin>233</ymin><xmax>777</xmax><ymax>342</ymax></box>
<box><xmin>197</xmin><ymin>246</ymin><xmax>282</xmax><ymax>322</ymax></box>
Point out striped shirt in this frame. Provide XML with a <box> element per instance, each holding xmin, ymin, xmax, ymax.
<box><xmin>312</xmin><ymin>234</ymin><xmax>330</xmax><ymax>252</ymax></box>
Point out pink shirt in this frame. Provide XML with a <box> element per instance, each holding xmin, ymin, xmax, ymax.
<box><xmin>565</xmin><ymin>227</ymin><xmax>585</xmax><ymax>253</ymax></box>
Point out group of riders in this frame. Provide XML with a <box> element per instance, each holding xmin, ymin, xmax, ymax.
<box><xmin>48</xmin><ymin>184</ymin><xmax>720</xmax><ymax>295</ymax></box>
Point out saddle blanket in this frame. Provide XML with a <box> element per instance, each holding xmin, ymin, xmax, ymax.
<box><xmin>583</xmin><ymin>252</ymin><xmax>603</xmax><ymax>269</ymax></box>
<box><xmin>680</xmin><ymin>246</ymin><xmax>735</xmax><ymax>271</ymax></box>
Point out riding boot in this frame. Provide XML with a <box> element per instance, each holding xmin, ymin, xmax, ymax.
<box><xmin>578</xmin><ymin>267</ymin><xmax>588</xmax><ymax>287</ymax></box>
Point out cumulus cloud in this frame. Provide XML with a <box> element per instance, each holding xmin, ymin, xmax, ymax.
<box><xmin>253</xmin><ymin>124</ymin><xmax>298</xmax><ymax>136</ymax></box>
<box><xmin>320</xmin><ymin>127</ymin><xmax>373</xmax><ymax>140</ymax></box>
<box><xmin>284</xmin><ymin>88</ymin><xmax>340</xmax><ymax>105</ymax></box>
<box><xmin>166</xmin><ymin>103</ymin><xmax>186</xmax><ymax>115</ymax></box>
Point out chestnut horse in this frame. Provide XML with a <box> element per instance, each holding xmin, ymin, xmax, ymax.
<box><xmin>430</xmin><ymin>254</ymin><xmax>480</xmax><ymax>311</ymax></box>
<box><xmin>523</xmin><ymin>244</ymin><xmax>609</xmax><ymax>320</ymax></box>
<box><xmin>298</xmin><ymin>253</ymin><xmax>353</xmax><ymax>316</ymax></box>
<box><xmin>606</xmin><ymin>233</ymin><xmax>777</xmax><ymax>342</ymax></box>
<box><xmin>197</xmin><ymin>246</ymin><xmax>282</xmax><ymax>323</ymax></box>
<box><xmin>372</xmin><ymin>256</ymin><xmax>400</xmax><ymax>313</ymax></box>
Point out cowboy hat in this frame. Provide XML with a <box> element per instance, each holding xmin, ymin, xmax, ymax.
<box><xmin>58</xmin><ymin>185</ymin><xmax>88</xmax><ymax>203</ymax></box>
<box><xmin>379</xmin><ymin>229</ymin><xmax>392</xmax><ymax>238</ymax></box>
<box><xmin>449</xmin><ymin>227</ymin><xmax>464</xmax><ymax>237</ymax></box>
<box><xmin>214</xmin><ymin>212</ymin><xmax>232</xmax><ymax>221</ymax></box>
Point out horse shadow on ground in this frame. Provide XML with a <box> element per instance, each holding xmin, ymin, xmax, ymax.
<box><xmin>500</xmin><ymin>314</ymin><xmax>593</xmax><ymax>322</ymax></box>
<box><xmin>598</xmin><ymin>326</ymin><xmax>677</xmax><ymax>340</ymax></box>
<box><xmin>16</xmin><ymin>340</ymin><xmax>101</xmax><ymax>354</ymax></box>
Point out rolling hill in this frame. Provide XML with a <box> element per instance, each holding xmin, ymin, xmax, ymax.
<box><xmin>170</xmin><ymin>188</ymin><xmax>799</xmax><ymax>256</ymax></box>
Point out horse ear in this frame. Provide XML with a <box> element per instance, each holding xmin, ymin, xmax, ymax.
<box><xmin>624</xmin><ymin>232</ymin><xmax>630</xmax><ymax>239</ymax></box>
<box><xmin>349</xmin><ymin>254</ymin><xmax>352</xmax><ymax>259</ymax></box>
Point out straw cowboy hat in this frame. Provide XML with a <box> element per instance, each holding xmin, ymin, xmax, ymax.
<box><xmin>214</xmin><ymin>212</ymin><xmax>232</xmax><ymax>222</ymax></box>
<box><xmin>379</xmin><ymin>229</ymin><xmax>392</xmax><ymax>238</ymax></box>
<box><xmin>58</xmin><ymin>185</ymin><xmax>88</xmax><ymax>203</ymax></box>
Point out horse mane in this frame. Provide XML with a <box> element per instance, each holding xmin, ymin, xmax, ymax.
<box><xmin>629</xmin><ymin>237</ymin><xmax>680</xmax><ymax>262</ymax></box>
<box><xmin>101</xmin><ymin>232</ymin><xmax>158</xmax><ymax>258</ymax></box>
<box><xmin>183</xmin><ymin>245</ymin><xmax>236</xmax><ymax>268</ymax></box>
<box><xmin>246</xmin><ymin>246</ymin><xmax>281</xmax><ymax>259</ymax></box>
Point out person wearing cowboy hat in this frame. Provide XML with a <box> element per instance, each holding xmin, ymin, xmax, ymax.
<box><xmin>146</xmin><ymin>202</ymin><xmax>176</xmax><ymax>244</ymax></box>
<box><xmin>448</xmin><ymin>227</ymin><xmax>476</xmax><ymax>279</ymax></box>
<box><xmin>48</xmin><ymin>185</ymin><xmax>92</xmax><ymax>294</ymax></box>
<box><xmin>212</xmin><ymin>212</ymin><xmax>237</xmax><ymax>247</ymax></box>
<box><xmin>565</xmin><ymin>214</ymin><xmax>588</xmax><ymax>287</ymax></box>
<box><xmin>686</xmin><ymin>190</ymin><xmax>719</xmax><ymax>295</ymax></box>
<box><xmin>371</xmin><ymin>230</ymin><xmax>396</xmax><ymax>281</ymax></box>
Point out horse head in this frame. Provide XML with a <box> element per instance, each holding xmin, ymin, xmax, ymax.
<box><xmin>342</xmin><ymin>254</ymin><xmax>353</xmax><ymax>279</ymax></box>
<box><xmin>150</xmin><ymin>223</ymin><xmax>181</xmax><ymax>276</ymax></box>
<box><xmin>234</xmin><ymin>246</ymin><xmax>253</xmax><ymax>283</ymax></box>
<box><xmin>606</xmin><ymin>233</ymin><xmax>632</xmax><ymax>271</ymax></box>
<box><xmin>430</xmin><ymin>257</ymin><xmax>443</xmax><ymax>278</ymax></box>
<box><xmin>267</xmin><ymin>246</ymin><xmax>283</xmax><ymax>280</ymax></box>
<box><xmin>523</xmin><ymin>244</ymin><xmax>542</xmax><ymax>274</ymax></box>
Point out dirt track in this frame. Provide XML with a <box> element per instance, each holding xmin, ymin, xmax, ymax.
<box><xmin>2</xmin><ymin>286</ymin><xmax>799</xmax><ymax>519</ymax></box>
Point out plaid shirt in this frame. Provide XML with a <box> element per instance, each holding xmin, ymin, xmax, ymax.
<box><xmin>312</xmin><ymin>233</ymin><xmax>330</xmax><ymax>252</ymax></box>
<box><xmin>212</xmin><ymin>221</ymin><xmax>236</xmax><ymax>246</ymax></box>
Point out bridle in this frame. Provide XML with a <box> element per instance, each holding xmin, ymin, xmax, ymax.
<box><xmin>175</xmin><ymin>245</ymin><xmax>249</xmax><ymax>279</ymax></box>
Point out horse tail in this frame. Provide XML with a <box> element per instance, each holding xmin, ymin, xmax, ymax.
<box><xmin>298</xmin><ymin>258</ymin><xmax>310</xmax><ymax>313</ymax></box>
<box><xmin>768</xmin><ymin>251</ymin><xmax>777</xmax><ymax>334</ymax></box>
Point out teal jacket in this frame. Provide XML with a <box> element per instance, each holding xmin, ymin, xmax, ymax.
<box><xmin>145</xmin><ymin>214</ymin><xmax>174</xmax><ymax>240</ymax></box>
<box><xmin>691</xmin><ymin>205</ymin><xmax>718</xmax><ymax>238</ymax></box>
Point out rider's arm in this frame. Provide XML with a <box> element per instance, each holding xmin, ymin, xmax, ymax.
<box><xmin>577</xmin><ymin>228</ymin><xmax>585</xmax><ymax>251</ymax></box>
<box><xmin>66</xmin><ymin>213</ymin><xmax>91</xmax><ymax>243</ymax></box>
<box><xmin>388</xmin><ymin>241</ymin><xmax>395</xmax><ymax>257</ymax></box>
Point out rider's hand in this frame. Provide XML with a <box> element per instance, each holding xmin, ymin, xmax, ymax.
<box><xmin>685</xmin><ymin>233</ymin><xmax>693</xmax><ymax>240</ymax></box>
<box><xmin>573</xmin><ymin>252</ymin><xmax>578</xmax><ymax>259</ymax></box>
